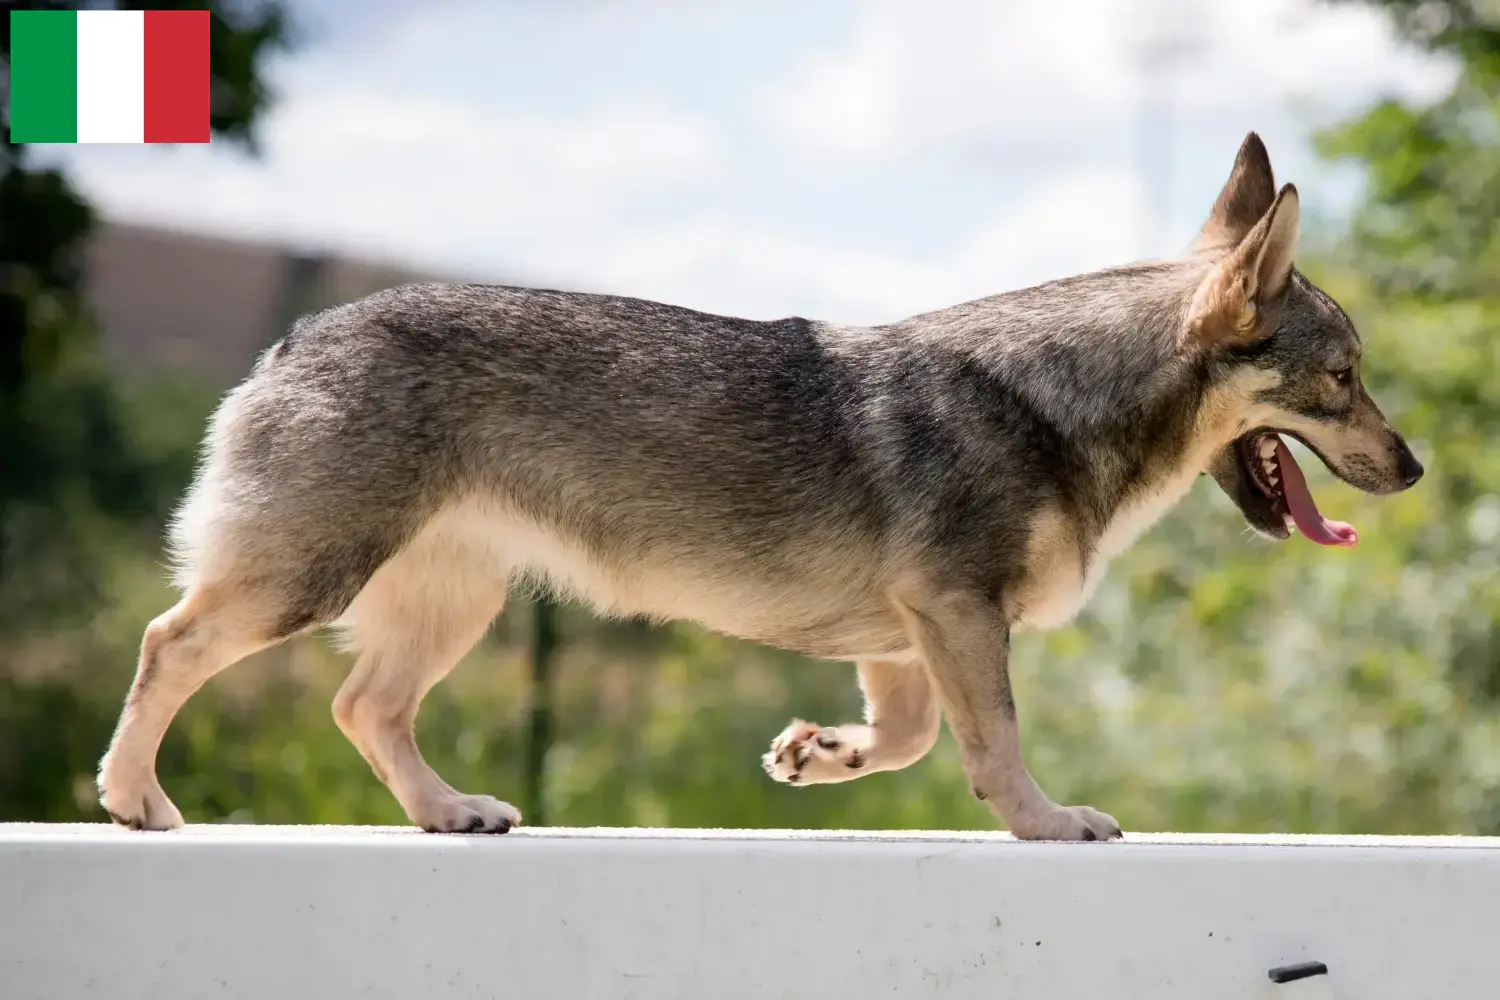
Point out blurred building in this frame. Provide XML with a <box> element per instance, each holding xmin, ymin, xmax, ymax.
<box><xmin>85</xmin><ymin>223</ymin><xmax>448</xmax><ymax>388</ymax></box>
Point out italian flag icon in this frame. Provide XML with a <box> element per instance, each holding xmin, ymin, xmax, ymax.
<box><xmin>9</xmin><ymin>9</ymin><xmax>211</xmax><ymax>144</ymax></box>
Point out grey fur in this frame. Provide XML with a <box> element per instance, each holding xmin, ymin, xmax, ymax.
<box><xmin>97</xmin><ymin>132</ymin><xmax>1420</xmax><ymax>840</ymax></box>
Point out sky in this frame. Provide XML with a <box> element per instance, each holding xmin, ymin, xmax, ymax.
<box><xmin>47</xmin><ymin>0</ymin><xmax>1453</xmax><ymax>325</ymax></box>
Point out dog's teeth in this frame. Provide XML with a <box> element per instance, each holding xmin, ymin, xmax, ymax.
<box><xmin>1258</xmin><ymin>437</ymin><xmax>1279</xmax><ymax>459</ymax></box>
<box><xmin>1268</xmin><ymin>473</ymin><xmax>1280</xmax><ymax>487</ymax></box>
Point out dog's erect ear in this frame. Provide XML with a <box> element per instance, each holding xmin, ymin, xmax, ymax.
<box><xmin>1245</xmin><ymin>183</ymin><xmax>1299</xmax><ymax>302</ymax></box>
<box><xmin>1195</xmin><ymin>132</ymin><xmax>1277</xmax><ymax>253</ymax></box>
<box><xmin>1187</xmin><ymin>183</ymin><xmax>1300</xmax><ymax>347</ymax></box>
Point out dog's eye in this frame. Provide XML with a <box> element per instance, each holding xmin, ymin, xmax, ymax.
<box><xmin>1330</xmin><ymin>367</ymin><xmax>1353</xmax><ymax>384</ymax></box>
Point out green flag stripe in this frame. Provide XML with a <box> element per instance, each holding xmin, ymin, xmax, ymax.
<box><xmin>9</xmin><ymin>11</ymin><xmax>79</xmax><ymax>143</ymax></box>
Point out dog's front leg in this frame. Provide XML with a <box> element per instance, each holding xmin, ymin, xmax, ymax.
<box><xmin>891</xmin><ymin>588</ymin><xmax>1122</xmax><ymax>841</ymax></box>
<box><xmin>763</xmin><ymin>659</ymin><xmax>941</xmax><ymax>785</ymax></box>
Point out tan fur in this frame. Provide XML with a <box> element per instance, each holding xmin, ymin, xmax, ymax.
<box><xmin>1187</xmin><ymin>261</ymin><xmax>1259</xmax><ymax>347</ymax></box>
<box><xmin>1009</xmin><ymin>508</ymin><xmax>1085</xmax><ymax>631</ymax></box>
<box><xmin>331</xmin><ymin>503</ymin><xmax>517</xmax><ymax>832</ymax></box>
<box><xmin>343</xmin><ymin>497</ymin><xmax>912</xmax><ymax>663</ymax></box>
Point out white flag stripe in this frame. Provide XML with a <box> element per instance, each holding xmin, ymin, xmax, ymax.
<box><xmin>76</xmin><ymin>10</ymin><xmax>145</xmax><ymax>144</ymax></box>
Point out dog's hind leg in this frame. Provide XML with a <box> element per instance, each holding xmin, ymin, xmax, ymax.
<box><xmin>98</xmin><ymin>583</ymin><xmax>287</xmax><ymax>830</ymax></box>
<box><xmin>331</xmin><ymin>509</ymin><xmax>517</xmax><ymax>833</ymax></box>
<box><xmin>99</xmin><ymin>459</ymin><xmax>418</xmax><ymax>830</ymax></box>
<box><xmin>763</xmin><ymin>659</ymin><xmax>940</xmax><ymax>785</ymax></box>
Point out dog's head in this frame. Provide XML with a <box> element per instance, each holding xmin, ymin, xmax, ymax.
<box><xmin>1189</xmin><ymin>132</ymin><xmax>1423</xmax><ymax>546</ymax></box>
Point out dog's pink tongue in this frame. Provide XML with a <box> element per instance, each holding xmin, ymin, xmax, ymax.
<box><xmin>1275</xmin><ymin>439</ymin><xmax>1357</xmax><ymax>547</ymax></box>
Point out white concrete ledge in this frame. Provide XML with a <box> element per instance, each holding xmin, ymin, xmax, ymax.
<box><xmin>5</xmin><ymin>824</ymin><xmax>1499</xmax><ymax>998</ymax></box>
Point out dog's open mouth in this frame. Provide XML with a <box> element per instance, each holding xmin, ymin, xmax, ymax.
<box><xmin>1237</xmin><ymin>432</ymin><xmax>1357</xmax><ymax>547</ymax></box>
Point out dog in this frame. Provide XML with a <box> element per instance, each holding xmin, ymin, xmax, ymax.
<box><xmin>97</xmin><ymin>132</ymin><xmax>1422</xmax><ymax>840</ymax></box>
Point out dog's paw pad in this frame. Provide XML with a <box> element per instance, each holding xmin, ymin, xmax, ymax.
<box><xmin>762</xmin><ymin>720</ymin><xmax>871</xmax><ymax>785</ymax></box>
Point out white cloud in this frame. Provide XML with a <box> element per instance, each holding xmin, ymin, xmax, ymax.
<box><xmin>582</xmin><ymin>165</ymin><xmax>1149</xmax><ymax>323</ymax></box>
<box><xmin>60</xmin><ymin>82</ymin><xmax>723</xmax><ymax>276</ymax></box>
<box><xmin>759</xmin><ymin>0</ymin><xmax>1455</xmax><ymax>161</ymax></box>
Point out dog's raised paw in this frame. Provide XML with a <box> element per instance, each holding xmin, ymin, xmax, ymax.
<box><xmin>416</xmin><ymin>794</ymin><xmax>522</xmax><ymax>834</ymax></box>
<box><xmin>762</xmin><ymin>719</ymin><xmax>870</xmax><ymax>785</ymax></box>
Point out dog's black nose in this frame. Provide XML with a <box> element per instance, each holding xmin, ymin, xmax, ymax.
<box><xmin>1398</xmin><ymin>449</ymin><xmax>1424</xmax><ymax>488</ymax></box>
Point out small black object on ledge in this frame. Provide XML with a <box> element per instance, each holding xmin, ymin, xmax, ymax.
<box><xmin>1268</xmin><ymin>961</ymin><xmax>1329</xmax><ymax>983</ymax></box>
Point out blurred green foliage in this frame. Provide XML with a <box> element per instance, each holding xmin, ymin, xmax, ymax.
<box><xmin>2</xmin><ymin>0</ymin><xmax>1498</xmax><ymax>834</ymax></box>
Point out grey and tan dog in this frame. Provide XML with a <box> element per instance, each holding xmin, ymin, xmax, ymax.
<box><xmin>98</xmin><ymin>132</ymin><xmax>1422</xmax><ymax>840</ymax></box>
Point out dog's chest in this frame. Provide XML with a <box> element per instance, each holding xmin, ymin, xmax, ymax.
<box><xmin>1012</xmin><ymin>468</ymin><xmax>1200</xmax><ymax>632</ymax></box>
<box><xmin>1097</xmin><ymin>465</ymin><xmax>1202</xmax><ymax>559</ymax></box>
<box><xmin>1013</xmin><ymin>373</ymin><xmax>1267</xmax><ymax>631</ymax></box>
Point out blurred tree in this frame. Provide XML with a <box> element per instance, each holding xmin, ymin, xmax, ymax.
<box><xmin>1315</xmin><ymin>0</ymin><xmax>1500</xmax><ymax>699</ymax></box>
<box><xmin>1322</xmin><ymin>0</ymin><xmax>1500</xmax><ymax>298</ymax></box>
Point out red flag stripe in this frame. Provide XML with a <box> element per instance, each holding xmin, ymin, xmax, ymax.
<box><xmin>143</xmin><ymin>10</ymin><xmax>210</xmax><ymax>144</ymax></box>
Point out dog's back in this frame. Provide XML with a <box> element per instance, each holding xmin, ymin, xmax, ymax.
<box><xmin>190</xmin><ymin>284</ymin><xmax>904</xmax><ymax>625</ymax></box>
